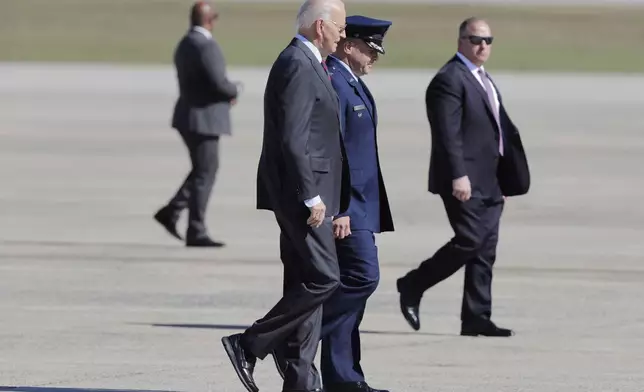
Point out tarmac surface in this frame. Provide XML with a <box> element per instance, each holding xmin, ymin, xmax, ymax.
<box><xmin>1</xmin><ymin>62</ymin><xmax>643</xmax><ymax>392</ymax></box>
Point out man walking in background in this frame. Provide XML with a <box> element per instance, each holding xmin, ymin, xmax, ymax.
<box><xmin>154</xmin><ymin>1</ymin><xmax>242</xmax><ymax>247</ymax></box>
<box><xmin>396</xmin><ymin>17</ymin><xmax>530</xmax><ymax>337</ymax></box>
<box><xmin>221</xmin><ymin>1</ymin><xmax>349</xmax><ymax>391</ymax></box>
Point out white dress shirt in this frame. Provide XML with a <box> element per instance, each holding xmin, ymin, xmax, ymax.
<box><xmin>192</xmin><ymin>25</ymin><xmax>212</xmax><ymax>40</ymax></box>
<box><xmin>296</xmin><ymin>34</ymin><xmax>322</xmax><ymax>63</ymax></box>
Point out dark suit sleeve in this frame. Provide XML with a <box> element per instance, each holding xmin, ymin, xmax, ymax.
<box><xmin>200</xmin><ymin>41</ymin><xmax>238</xmax><ymax>100</ymax></box>
<box><xmin>331</xmin><ymin>78</ymin><xmax>347</xmax><ymax>139</ymax></box>
<box><xmin>332</xmin><ymin>79</ymin><xmax>349</xmax><ymax>218</ymax></box>
<box><xmin>427</xmin><ymin>72</ymin><xmax>466</xmax><ymax>180</ymax></box>
<box><xmin>280</xmin><ymin>59</ymin><xmax>317</xmax><ymax>202</ymax></box>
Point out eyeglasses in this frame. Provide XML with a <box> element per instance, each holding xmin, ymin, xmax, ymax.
<box><xmin>326</xmin><ymin>19</ymin><xmax>346</xmax><ymax>34</ymax></box>
<box><xmin>463</xmin><ymin>35</ymin><xmax>494</xmax><ymax>45</ymax></box>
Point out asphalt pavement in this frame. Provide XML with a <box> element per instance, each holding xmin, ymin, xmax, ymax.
<box><xmin>0</xmin><ymin>63</ymin><xmax>643</xmax><ymax>392</ymax></box>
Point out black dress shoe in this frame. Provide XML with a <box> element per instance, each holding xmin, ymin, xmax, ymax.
<box><xmin>325</xmin><ymin>381</ymin><xmax>389</xmax><ymax>392</ymax></box>
<box><xmin>221</xmin><ymin>333</ymin><xmax>259</xmax><ymax>392</ymax></box>
<box><xmin>153</xmin><ymin>207</ymin><xmax>182</xmax><ymax>240</ymax></box>
<box><xmin>186</xmin><ymin>236</ymin><xmax>225</xmax><ymax>247</ymax></box>
<box><xmin>396</xmin><ymin>278</ymin><xmax>420</xmax><ymax>331</ymax></box>
<box><xmin>461</xmin><ymin>319</ymin><xmax>514</xmax><ymax>337</ymax></box>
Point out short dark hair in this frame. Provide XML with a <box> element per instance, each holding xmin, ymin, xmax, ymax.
<box><xmin>458</xmin><ymin>17</ymin><xmax>483</xmax><ymax>37</ymax></box>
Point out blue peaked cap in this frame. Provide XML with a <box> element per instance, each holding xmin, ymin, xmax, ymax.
<box><xmin>344</xmin><ymin>15</ymin><xmax>392</xmax><ymax>55</ymax></box>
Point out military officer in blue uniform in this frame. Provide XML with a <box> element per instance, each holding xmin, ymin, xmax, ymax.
<box><xmin>270</xmin><ymin>15</ymin><xmax>395</xmax><ymax>392</ymax></box>
<box><xmin>322</xmin><ymin>15</ymin><xmax>395</xmax><ymax>392</ymax></box>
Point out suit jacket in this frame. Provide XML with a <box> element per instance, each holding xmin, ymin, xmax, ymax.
<box><xmin>171</xmin><ymin>29</ymin><xmax>238</xmax><ymax>136</ymax></box>
<box><xmin>426</xmin><ymin>55</ymin><xmax>530</xmax><ymax>198</ymax></box>
<box><xmin>326</xmin><ymin>56</ymin><xmax>394</xmax><ymax>233</ymax></box>
<box><xmin>256</xmin><ymin>38</ymin><xmax>350</xmax><ymax>217</ymax></box>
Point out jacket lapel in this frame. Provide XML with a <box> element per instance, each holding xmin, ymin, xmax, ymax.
<box><xmin>452</xmin><ymin>56</ymin><xmax>498</xmax><ymax>128</ymax></box>
<box><xmin>327</xmin><ymin>56</ymin><xmax>375</xmax><ymax>125</ymax></box>
<box><xmin>291</xmin><ymin>39</ymin><xmax>339</xmax><ymax>107</ymax></box>
<box><xmin>358</xmin><ymin>77</ymin><xmax>377</xmax><ymax>126</ymax></box>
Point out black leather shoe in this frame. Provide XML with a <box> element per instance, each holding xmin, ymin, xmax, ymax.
<box><xmin>153</xmin><ymin>207</ymin><xmax>182</xmax><ymax>240</ymax></box>
<box><xmin>461</xmin><ymin>319</ymin><xmax>514</xmax><ymax>337</ymax></box>
<box><xmin>186</xmin><ymin>236</ymin><xmax>225</xmax><ymax>247</ymax></box>
<box><xmin>325</xmin><ymin>381</ymin><xmax>389</xmax><ymax>392</ymax></box>
<box><xmin>396</xmin><ymin>278</ymin><xmax>420</xmax><ymax>331</ymax></box>
<box><xmin>221</xmin><ymin>333</ymin><xmax>259</xmax><ymax>392</ymax></box>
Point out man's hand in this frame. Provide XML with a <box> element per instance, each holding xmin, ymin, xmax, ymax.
<box><xmin>307</xmin><ymin>201</ymin><xmax>326</xmax><ymax>228</ymax></box>
<box><xmin>230</xmin><ymin>98</ymin><xmax>237</xmax><ymax>106</ymax></box>
<box><xmin>332</xmin><ymin>216</ymin><xmax>351</xmax><ymax>239</ymax></box>
<box><xmin>234</xmin><ymin>81</ymin><xmax>244</xmax><ymax>95</ymax></box>
<box><xmin>452</xmin><ymin>175</ymin><xmax>471</xmax><ymax>202</ymax></box>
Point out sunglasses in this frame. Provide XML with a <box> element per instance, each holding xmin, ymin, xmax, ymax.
<box><xmin>463</xmin><ymin>35</ymin><xmax>494</xmax><ymax>45</ymax></box>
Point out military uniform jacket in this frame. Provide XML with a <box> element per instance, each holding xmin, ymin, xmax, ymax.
<box><xmin>326</xmin><ymin>56</ymin><xmax>394</xmax><ymax>233</ymax></box>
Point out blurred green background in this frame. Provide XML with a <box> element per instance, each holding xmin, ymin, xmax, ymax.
<box><xmin>1</xmin><ymin>0</ymin><xmax>644</xmax><ymax>72</ymax></box>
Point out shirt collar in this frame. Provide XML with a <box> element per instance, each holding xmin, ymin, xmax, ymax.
<box><xmin>328</xmin><ymin>55</ymin><xmax>358</xmax><ymax>81</ymax></box>
<box><xmin>295</xmin><ymin>34</ymin><xmax>322</xmax><ymax>63</ymax></box>
<box><xmin>193</xmin><ymin>26</ymin><xmax>212</xmax><ymax>40</ymax></box>
<box><xmin>456</xmin><ymin>52</ymin><xmax>484</xmax><ymax>73</ymax></box>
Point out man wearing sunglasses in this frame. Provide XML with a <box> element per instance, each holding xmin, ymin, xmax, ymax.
<box><xmin>154</xmin><ymin>1</ymin><xmax>242</xmax><ymax>247</ymax></box>
<box><xmin>396</xmin><ymin>17</ymin><xmax>530</xmax><ymax>337</ymax></box>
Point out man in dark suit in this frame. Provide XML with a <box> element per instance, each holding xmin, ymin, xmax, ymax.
<box><xmin>396</xmin><ymin>17</ymin><xmax>530</xmax><ymax>337</ymax></box>
<box><xmin>271</xmin><ymin>15</ymin><xmax>394</xmax><ymax>392</ymax></box>
<box><xmin>221</xmin><ymin>1</ymin><xmax>349</xmax><ymax>391</ymax></box>
<box><xmin>153</xmin><ymin>1</ymin><xmax>241</xmax><ymax>247</ymax></box>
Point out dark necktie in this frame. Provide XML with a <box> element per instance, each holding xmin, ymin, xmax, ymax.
<box><xmin>478</xmin><ymin>69</ymin><xmax>504</xmax><ymax>156</ymax></box>
<box><xmin>321</xmin><ymin>61</ymin><xmax>331</xmax><ymax>80</ymax></box>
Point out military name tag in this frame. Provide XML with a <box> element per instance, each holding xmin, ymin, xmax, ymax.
<box><xmin>353</xmin><ymin>104</ymin><xmax>366</xmax><ymax>111</ymax></box>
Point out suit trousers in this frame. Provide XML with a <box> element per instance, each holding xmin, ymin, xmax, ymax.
<box><xmin>241</xmin><ymin>210</ymin><xmax>340</xmax><ymax>392</ymax></box>
<box><xmin>167</xmin><ymin>131</ymin><xmax>219</xmax><ymax>239</ymax></box>
<box><xmin>400</xmin><ymin>195</ymin><xmax>504</xmax><ymax>322</ymax></box>
<box><xmin>320</xmin><ymin>230</ymin><xmax>380</xmax><ymax>385</ymax></box>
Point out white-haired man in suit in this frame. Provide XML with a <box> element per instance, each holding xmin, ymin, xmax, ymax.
<box><xmin>221</xmin><ymin>1</ymin><xmax>349</xmax><ymax>392</ymax></box>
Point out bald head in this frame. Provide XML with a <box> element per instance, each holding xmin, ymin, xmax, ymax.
<box><xmin>458</xmin><ymin>17</ymin><xmax>487</xmax><ymax>38</ymax></box>
<box><xmin>190</xmin><ymin>1</ymin><xmax>218</xmax><ymax>29</ymax></box>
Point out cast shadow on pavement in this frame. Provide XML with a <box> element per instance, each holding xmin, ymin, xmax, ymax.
<box><xmin>0</xmin><ymin>388</ymin><xmax>180</xmax><ymax>392</ymax></box>
<box><xmin>142</xmin><ymin>323</ymin><xmax>454</xmax><ymax>337</ymax></box>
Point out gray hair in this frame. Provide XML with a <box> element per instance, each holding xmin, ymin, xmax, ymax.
<box><xmin>295</xmin><ymin>0</ymin><xmax>335</xmax><ymax>32</ymax></box>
